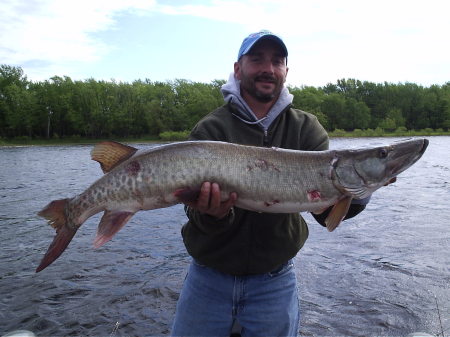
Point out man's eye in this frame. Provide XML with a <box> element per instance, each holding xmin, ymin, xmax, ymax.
<box><xmin>273</xmin><ymin>58</ymin><xmax>284</xmax><ymax>65</ymax></box>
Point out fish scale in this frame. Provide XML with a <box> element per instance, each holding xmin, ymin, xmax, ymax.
<box><xmin>35</xmin><ymin>138</ymin><xmax>428</xmax><ymax>272</ymax></box>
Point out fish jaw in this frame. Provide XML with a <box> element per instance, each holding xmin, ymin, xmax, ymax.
<box><xmin>333</xmin><ymin>138</ymin><xmax>429</xmax><ymax>199</ymax></box>
<box><xmin>383</xmin><ymin>138</ymin><xmax>428</xmax><ymax>177</ymax></box>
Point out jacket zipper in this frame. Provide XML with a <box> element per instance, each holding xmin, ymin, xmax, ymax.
<box><xmin>263</xmin><ymin>129</ymin><xmax>270</xmax><ymax>147</ymax></box>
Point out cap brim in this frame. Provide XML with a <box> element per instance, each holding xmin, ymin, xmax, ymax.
<box><xmin>239</xmin><ymin>34</ymin><xmax>288</xmax><ymax>60</ymax></box>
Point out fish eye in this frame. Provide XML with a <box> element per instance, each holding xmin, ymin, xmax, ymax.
<box><xmin>379</xmin><ymin>148</ymin><xmax>388</xmax><ymax>158</ymax></box>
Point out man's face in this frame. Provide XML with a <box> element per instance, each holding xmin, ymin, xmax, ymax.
<box><xmin>234</xmin><ymin>39</ymin><xmax>288</xmax><ymax>103</ymax></box>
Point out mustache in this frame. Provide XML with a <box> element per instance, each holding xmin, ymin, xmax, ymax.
<box><xmin>254</xmin><ymin>74</ymin><xmax>276</xmax><ymax>82</ymax></box>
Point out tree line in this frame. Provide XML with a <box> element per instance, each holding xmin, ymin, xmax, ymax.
<box><xmin>1</xmin><ymin>64</ymin><xmax>449</xmax><ymax>140</ymax></box>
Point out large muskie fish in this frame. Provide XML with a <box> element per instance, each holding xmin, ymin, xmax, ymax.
<box><xmin>36</xmin><ymin>138</ymin><xmax>428</xmax><ymax>272</ymax></box>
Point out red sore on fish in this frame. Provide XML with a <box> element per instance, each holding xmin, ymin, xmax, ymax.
<box><xmin>126</xmin><ymin>161</ymin><xmax>140</xmax><ymax>176</ymax></box>
<box><xmin>174</xmin><ymin>187</ymin><xmax>201</xmax><ymax>203</ymax></box>
<box><xmin>307</xmin><ymin>190</ymin><xmax>321</xmax><ymax>202</ymax></box>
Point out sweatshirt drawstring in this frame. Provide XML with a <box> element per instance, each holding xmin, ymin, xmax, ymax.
<box><xmin>231</xmin><ymin>112</ymin><xmax>268</xmax><ymax>125</ymax></box>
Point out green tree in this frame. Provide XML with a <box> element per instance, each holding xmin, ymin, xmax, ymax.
<box><xmin>2</xmin><ymin>64</ymin><xmax>449</xmax><ymax>139</ymax></box>
<box><xmin>0</xmin><ymin>65</ymin><xmax>35</xmax><ymax>137</ymax></box>
<box><xmin>321</xmin><ymin>93</ymin><xmax>346</xmax><ymax>130</ymax></box>
<box><xmin>342</xmin><ymin>98</ymin><xmax>371</xmax><ymax>130</ymax></box>
<box><xmin>290</xmin><ymin>86</ymin><xmax>328</xmax><ymax>128</ymax></box>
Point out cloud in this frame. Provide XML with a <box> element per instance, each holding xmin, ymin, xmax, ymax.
<box><xmin>0</xmin><ymin>0</ymin><xmax>156</xmax><ymax>69</ymax></box>
<box><xmin>1</xmin><ymin>0</ymin><xmax>449</xmax><ymax>85</ymax></box>
<box><xmin>154</xmin><ymin>0</ymin><xmax>450</xmax><ymax>85</ymax></box>
<box><xmin>153</xmin><ymin>0</ymin><xmax>449</xmax><ymax>38</ymax></box>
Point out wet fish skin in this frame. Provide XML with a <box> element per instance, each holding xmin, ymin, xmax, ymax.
<box><xmin>36</xmin><ymin>138</ymin><xmax>428</xmax><ymax>272</ymax></box>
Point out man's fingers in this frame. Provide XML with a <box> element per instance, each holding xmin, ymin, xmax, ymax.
<box><xmin>210</xmin><ymin>183</ymin><xmax>221</xmax><ymax>209</ymax></box>
<box><xmin>224</xmin><ymin>192</ymin><xmax>238</xmax><ymax>209</ymax></box>
<box><xmin>197</xmin><ymin>182</ymin><xmax>211</xmax><ymax>211</ymax></box>
<box><xmin>184</xmin><ymin>182</ymin><xmax>238</xmax><ymax>219</ymax></box>
<box><xmin>213</xmin><ymin>191</ymin><xmax>238</xmax><ymax>219</ymax></box>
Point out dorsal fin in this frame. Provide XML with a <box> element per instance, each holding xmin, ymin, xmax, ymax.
<box><xmin>91</xmin><ymin>141</ymin><xmax>138</xmax><ymax>173</ymax></box>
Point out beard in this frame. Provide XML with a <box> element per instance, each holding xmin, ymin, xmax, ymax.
<box><xmin>240</xmin><ymin>72</ymin><xmax>285</xmax><ymax>103</ymax></box>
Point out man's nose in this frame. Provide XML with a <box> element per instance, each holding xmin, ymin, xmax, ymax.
<box><xmin>260</xmin><ymin>59</ymin><xmax>275</xmax><ymax>74</ymax></box>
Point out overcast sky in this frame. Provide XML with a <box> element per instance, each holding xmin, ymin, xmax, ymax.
<box><xmin>1</xmin><ymin>0</ymin><xmax>449</xmax><ymax>87</ymax></box>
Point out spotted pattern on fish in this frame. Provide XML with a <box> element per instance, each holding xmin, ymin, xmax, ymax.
<box><xmin>126</xmin><ymin>161</ymin><xmax>140</xmax><ymax>176</ymax></box>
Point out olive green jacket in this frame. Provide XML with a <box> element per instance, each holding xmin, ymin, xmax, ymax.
<box><xmin>181</xmin><ymin>102</ymin><xmax>329</xmax><ymax>275</ymax></box>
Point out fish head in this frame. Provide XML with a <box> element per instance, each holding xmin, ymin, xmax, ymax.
<box><xmin>333</xmin><ymin>138</ymin><xmax>429</xmax><ymax>199</ymax></box>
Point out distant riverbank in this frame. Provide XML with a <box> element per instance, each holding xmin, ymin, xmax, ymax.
<box><xmin>1</xmin><ymin>128</ymin><xmax>449</xmax><ymax>147</ymax></box>
<box><xmin>328</xmin><ymin>127</ymin><xmax>449</xmax><ymax>138</ymax></box>
<box><xmin>0</xmin><ymin>135</ymin><xmax>161</xmax><ymax>147</ymax></box>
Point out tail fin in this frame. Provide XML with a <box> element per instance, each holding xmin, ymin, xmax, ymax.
<box><xmin>36</xmin><ymin>199</ymin><xmax>77</xmax><ymax>272</ymax></box>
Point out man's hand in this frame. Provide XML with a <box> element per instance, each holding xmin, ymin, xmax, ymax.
<box><xmin>185</xmin><ymin>182</ymin><xmax>237</xmax><ymax>219</ymax></box>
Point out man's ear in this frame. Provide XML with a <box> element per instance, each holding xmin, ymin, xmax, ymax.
<box><xmin>284</xmin><ymin>66</ymin><xmax>289</xmax><ymax>83</ymax></box>
<box><xmin>234</xmin><ymin>61</ymin><xmax>241</xmax><ymax>80</ymax></box>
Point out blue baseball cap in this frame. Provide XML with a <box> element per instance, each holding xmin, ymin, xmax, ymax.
<box><xmin>237</xmin><ymin>30</ymin><xmax>288</xmax><ymax>61</ymax></box>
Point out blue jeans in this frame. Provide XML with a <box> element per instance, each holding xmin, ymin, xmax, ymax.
<box><xmin>171</xmin><ymin>259</ymin><xmax>299</xmax><ymax>337</ymax></box>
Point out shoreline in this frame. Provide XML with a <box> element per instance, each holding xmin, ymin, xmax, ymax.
<box><xmin>1</xmin><ymin>132</ymin><xmax>449</xmax><ymax>147</ymax></box>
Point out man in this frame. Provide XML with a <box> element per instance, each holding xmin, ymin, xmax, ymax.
<box><xmin>171</xmin><ymin>30</ymin><xmax>368</xmax><ymax>336</ymax></box>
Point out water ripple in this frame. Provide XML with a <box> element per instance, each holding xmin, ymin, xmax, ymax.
<box><xmin>1</xmin><ymin>137</ymin><xmax>449</xmax><ymax>336</ymax></box>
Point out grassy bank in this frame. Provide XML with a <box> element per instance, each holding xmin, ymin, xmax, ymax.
<box><xmin>0</xmin><ymin>135</ymin><xmax>159</xmax><ymax>147</ymax></box>
<box><xmin>1</xmin><ymin>129</ymin><xmax>448</xmax><ymax>147</ymax></box>
<box><xmin>328</xmin><ymin>127</ymin><xmax>450</xmax><ymax>138</ymax></box>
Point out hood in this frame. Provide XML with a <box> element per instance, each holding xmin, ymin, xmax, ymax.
<box><xmin>220</xmin><ymin>73</ymin><xmax>293</xmax><ymax>131</ymax></box>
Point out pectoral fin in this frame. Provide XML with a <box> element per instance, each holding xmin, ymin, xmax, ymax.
<box><xmin>91</xmin><ymin>141</ymin><xmax>138</xmax><ymax>173</ymax></box>
<box><xmin>325</xmin><ymin>196</ymin><xmax>353</xmax><ymax>232</ymax></box>
<box><xmin>93</xmin><ymin>210</ymin><xmax>135</xmax><ymax>248</ymax></box>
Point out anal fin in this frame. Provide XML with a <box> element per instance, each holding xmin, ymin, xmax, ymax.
<box><xmin>325</xmin><ymin>196</ymin><xmax>352</xmax><ymax>232</ymax></box>
<box><xmin>93</xmin><ymin>210</ymin><xmax>135</xmax><ymax>248</ymax></box>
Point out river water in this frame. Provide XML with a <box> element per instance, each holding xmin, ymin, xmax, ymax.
<box><xmin>0</xmin><ymin>137</ymin><xmax>449</xmax><ymax>337</ymax></box>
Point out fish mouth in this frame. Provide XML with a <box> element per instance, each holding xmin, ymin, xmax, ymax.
<box><xmin>388</xmin><ymin>138</ymin><xmax>428</xmax><ymax>176</ymax></box>
<box><xmin>421</xmin><ymin>138</ymin><xmax>429</xmax><ymax>153</ymax></box>
<box><xmin>414</xmin><ymin>138</ymin><xmax>429</xmax><ymax>156</ymax></box>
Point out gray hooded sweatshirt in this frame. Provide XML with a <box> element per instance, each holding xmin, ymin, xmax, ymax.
<box><xmin>220</xmin><ymin>73</ymin><xmax>293</xmax><ymax>133</ymax></box>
